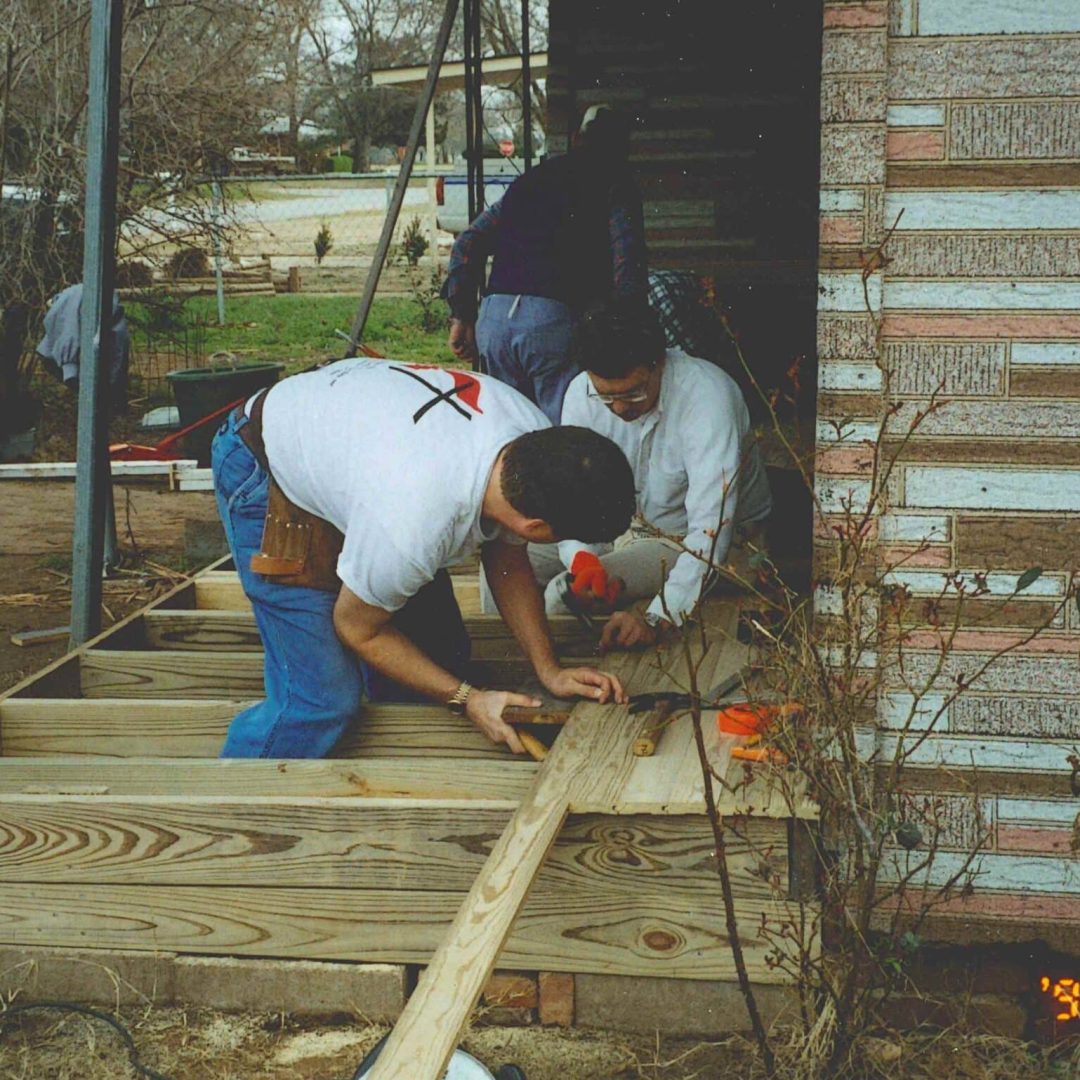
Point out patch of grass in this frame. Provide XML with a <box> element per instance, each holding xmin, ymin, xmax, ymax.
<box><xmin>125</xmin><ymin>294</ymin><xmax>451</xmax><ymax>371</ymax></box>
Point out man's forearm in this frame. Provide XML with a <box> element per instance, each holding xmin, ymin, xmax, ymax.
<box><xmin>482</xmin><ymin>543</ymin><xmax>561</xmax><ymax>683</ymax></box>
<box><xmin>337</xmin><ymin>619</ymin><xmax>460</xmax><ymax>703</ymax></box>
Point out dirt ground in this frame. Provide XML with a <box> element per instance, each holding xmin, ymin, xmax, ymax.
<box><xmin>0</xmin><ymin>480</ymin><xmax>222</xmax><ymax>693</ymax></box>
<box><xmin>0</xmin><ymin>1005</ymin><xmax>760</xmax><ymax>1080</ymax></box>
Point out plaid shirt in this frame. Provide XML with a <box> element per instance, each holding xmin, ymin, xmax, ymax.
<box><xmin>647</xmin><ymin>269</ymin><xmax>723</xmax><ymax>358</ymax></box>
<box><xmin>444</xmin><ymin>182</ymin><xmax>647</xmax><ymax>323</ymax></box>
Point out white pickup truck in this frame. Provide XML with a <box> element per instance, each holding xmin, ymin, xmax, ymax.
<box><xmin>435</xmin><ymin>159</ymin><xmax>524</xmax><ymax>235</ymax></box>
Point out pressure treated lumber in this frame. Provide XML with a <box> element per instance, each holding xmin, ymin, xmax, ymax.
<box><xmin>77</xmin><ymin>650</ymin><xmax>595</xmax><ymax>699</ymax></box>
<box><xmin>0</xmin><ymin>757</ymin><xmax>538</xmax><ymax>801</ymax></box>
<box><xmin>192</xmin><ymin>569</ymin><xmax>484</xmax><ymax>617</ymax></box>
<box><xmin>0</xmin><ymin>796</ymin><xmax>787</xmax><ymax>896</ymax></box>
<box><xmin>370</xmin><ymin>614</ymin><xmax>749</xmax><ymax>1079</ymax></box>
<box><xmin>141</xmin><ymin>608</ymin><xmax>598</xmax><ymax>659</ymax></box>
<box><xmin>0</xmin><ymin>556</ymin><xmax>231</xmax><ymax>703</ymax></box>
<box><xmin>1</xmin><ymin>698</ymin><xmax>507</xmax><ymax>759</ymax></box>
<box><xmin>0</xmin><ymin>882</ymin><xmax>796</xmax><ymax>981</ymax></box>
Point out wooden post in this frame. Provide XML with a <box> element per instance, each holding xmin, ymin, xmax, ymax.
<box><xmin>287</xmin><ymin>266</ymin><xmax>302</xmax><ymax>293</ymax></box>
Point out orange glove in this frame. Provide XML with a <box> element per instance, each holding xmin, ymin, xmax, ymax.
<box><xmin>569</xmin><ymin>551</ymin><xmax>624</xmax><ymax>607</ymax></box>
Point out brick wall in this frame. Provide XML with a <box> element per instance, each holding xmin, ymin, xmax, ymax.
<box><xmin>818</xmin><ymin>0</ymin><xmax>1080</xmax><ymax>947</ymax></box>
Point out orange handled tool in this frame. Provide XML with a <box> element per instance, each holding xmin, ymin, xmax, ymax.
<box><xmin>569</xmin><ymin>551</ymin><xmax>624</xmax><ymax>607</ymax></box>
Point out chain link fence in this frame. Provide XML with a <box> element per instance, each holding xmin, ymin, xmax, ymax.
<box><xmin>116</xmin><ymin>170</ymin><xmax>451</xmax><ymax>413</ymax></box>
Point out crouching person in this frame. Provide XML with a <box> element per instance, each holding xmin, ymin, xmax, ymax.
<box><xmin>527</xmin><ymin>299</ymin><xmax>772</xmax><ymax>651</ymax></box>
<box><xmin>212</xmin><ymin>357</ymin><xmax>634</xmax><ymax>758</ymax></box>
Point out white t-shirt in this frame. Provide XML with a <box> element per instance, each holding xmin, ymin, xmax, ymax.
<box><xmin>261</xmin><ymin>358</ymin><xmax>549</xmax><ymax>611</ymax></box>
<box><xmin>559</xmin><ymin>349</ymin><xmax>772</xmax><ymax>623</ymax></box>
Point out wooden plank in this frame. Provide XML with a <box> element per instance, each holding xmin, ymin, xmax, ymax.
<box><xmin>81</xmin><ymin>650</ymin><xmax>265</xmax><ymax>698</ymax></box>
<box><xmin>77</xmin><ymin>650</ymin><xmax>595</xmax><ymax>700</ymax></box>
<box><xmin>369</xmin><ymin>640</ymin><xmax>648</xmax><ymax>1077</ymax></box>
<box><xmin>141</xmin><ymin>609</ymin><xmax>598</xmax><ymax>658</ymax></box>
<box><xmin>0</xmin><ymin>882</ymin><xmax>796</xmax><ymax>982</ymax></box>
<box><xmin>193</xmin><ymin>571</ymin><xmax>482</xmax><ymax>616</ymax></box>
<box><xmin>0</xmin><ymin>797</ymin><xmax>786</xmax><ymax>897</ymax></box>
<box><xmin>193</xmin><ymin>572</ymin><xmax>249</xmax><ymax>611</ymax></box>
<box><xmin>0</xmin><ymin>758</ymin><xmax>538</xmax><ymax>801</ymax></box>
<box><xmin>0</xmin><ymin>556</ymin><xmax>231</xmax><ymax>702</ymax></box>
<box><xmin>1</xmin><ymin>699</ymin><xmax>508</xmax><ymax>759</ymax></box>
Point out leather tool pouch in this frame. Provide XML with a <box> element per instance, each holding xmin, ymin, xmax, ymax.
<box><xmin>250</xmin><ymin>478</ymin><xmax>344</xmax><ymax>592</ymax></box>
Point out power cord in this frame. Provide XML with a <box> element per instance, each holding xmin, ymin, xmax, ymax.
<box><xmin>0</xmin><ymin>1001</ymin><xmax>172</xmax><ymax>1080</ymax></box>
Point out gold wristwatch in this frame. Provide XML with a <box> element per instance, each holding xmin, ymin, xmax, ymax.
<box><xmin>446</xmin><ymin>680</ymin><xmax>474</xmax><ymax>715</ymax></box>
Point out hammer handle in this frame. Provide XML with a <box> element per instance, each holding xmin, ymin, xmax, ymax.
<box><xmin>518</xmin><ymin>730</ymin><xmax>549</xmax><ymax>762</ymax></box>
<box><xmin>632</xmin><ymin>699</ymin><xmax>677</xmax><ymax>758</ymax></box>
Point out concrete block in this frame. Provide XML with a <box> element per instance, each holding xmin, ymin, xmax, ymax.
<box><xmin>0</xmin><ymin>947</ymin><xmax>177</xmax><ymax>1007</ymax></box>
<box><xmin>538</xmin><ymin>971</ymin><xmax>575</xmax><ymax>1027</ymax></box>
<box><xmin>575</xmin><ymin>975</ymin><xmax>795</xmax><ymax>1038</ymax></box>
<box><xmin>172</xmin><ymin>957</ymin><xmax>406</xmax><ymax>1019</ymax></box>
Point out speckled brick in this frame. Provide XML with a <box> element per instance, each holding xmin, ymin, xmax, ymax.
<box><xmin>898</xmin><ymin>793</ymin><xmax>993</xmax><ymax>851</ymax></box>
<box><xmin>887</xmin><ymin>129</ymin><xmax>945</xmax><ymax>161</ymax></box>
<box><xmin>884</xmin><ymin>234</ymin><xmax>1080</xmax><ymax>279</ymax></box>
<box><xmin>885</xmin><ymin>653</ymin><xmax>1080</xmax><ymax>696</ymax></box>
<box><xmin>950</xmin><ymin>100</ymin><xmax>1080</xmax><ymax>161</ymax></box>
<box><xmin>817</xmin><ymin>314</ymin><xmax>880</xmax><ymax>360</ymax></box>
<box><xmin>885</xmin><ymin>399</ymin><xmax>1080</xmax><ymax>439</ymax></box>
<box><xmin>884</xmin><ymin>342</ymin><xmax>1005</xmax><ymax>396</ymax></box>
<box><xmin>821</xmin><ymin>123</ymin><xmax>886</xmax><ymax>183</ymax></box>
<box><xmin>888</xmin><ymin>39</ymin><xmax>1080</xmax><ymax>99</ymax></box>
<box><xmin>820</xmin><ymin>76</ymin><xmax>886</xmax><ymax>122</ymax></box>
<box><xmin>956</xmin><ymin>516</ymin><xmax>1080</xmax><ymax>572</ymax></box>
<box><xmin>823</xmin><ymin>1</ymin><xmax>887</xmax><ymax>29</ymax></box>
<box><xmin>822</xmin><ymin>29</ymin><xmax>888</xmax><ymax>75</ymax></box>
<box><xmin>951</xmin><ymin>697</ymin><xmax>1080</xmax><ymax>739</ymax></box>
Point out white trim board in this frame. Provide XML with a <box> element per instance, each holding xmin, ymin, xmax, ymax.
<box><xmin>0</xmin><ymin>460</ymin><xmax>200</xmax><ymax>481</ymax></box>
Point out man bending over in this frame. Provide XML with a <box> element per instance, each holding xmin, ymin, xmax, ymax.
<box><xmin>212</xmin><ymin>358</ymin><xmax>635</xmax><ymax>758</ymax></box>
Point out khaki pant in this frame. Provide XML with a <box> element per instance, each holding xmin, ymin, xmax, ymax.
<box><xmin>480</xmin><ymin>522</ymin><xmax>767</xmax><ymax>616</ymax></box>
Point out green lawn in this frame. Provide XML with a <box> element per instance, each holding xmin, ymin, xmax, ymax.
<box><xmin>128</xmin><ymin>294</ymin><xmax>450</xmax><ymax>372</ymax></box>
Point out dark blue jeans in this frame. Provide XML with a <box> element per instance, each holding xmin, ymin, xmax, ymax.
<box><xmin>212</xmin><ymin>408</ymin><xmax>471</xmax><ymax>758</ymax></box>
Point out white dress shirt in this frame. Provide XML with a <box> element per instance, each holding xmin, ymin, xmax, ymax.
<box><xmin>558</xmin><ymin>349</ymin><xmax>771</xmax><ymax>624</ymax></box>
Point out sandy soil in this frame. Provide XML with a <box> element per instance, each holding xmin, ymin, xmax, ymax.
<box><xmin>0</xmin><ymin>480</ymin><xmax>222</xmax><ymax>693</ymax></box>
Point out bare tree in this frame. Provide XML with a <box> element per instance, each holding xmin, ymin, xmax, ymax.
<box><xmin>0</xmin><ymin>0</ymin><xmax>284</xmax><ymax>436</ymax></box>
<box><xmin>304</xmin><ymin>0</ymin><xmax>436</xmax><ymax>171</ymax></box>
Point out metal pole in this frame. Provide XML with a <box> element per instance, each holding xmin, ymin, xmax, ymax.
<box><xmin>463</xmin><ymin>0</ymin><xmax>476</xmax><ymax>223</ymax></box>
<box><xmin>471</xmin><ymin>0</ymin><xmax>484</xmax><ymax>213</ymax></box>
<box><xmin>71</xmin><ymin>0</ymin><xmax>123</xmax><ymax>647</ymax></box>
<box><xmin>211</xmin><ymin>179</ymin><xmax>226</xmax><ymax>326</ymax></box>
<box><xmin>426</xmin><ymin>104</ymin><xmax>438</xmax><ymax>267</ymax></box>
<box><xmin>521</xmin><ymin>0</ymin><xmax>532</xmax><ymax>170</ymax></box>
<box><xmin>344</xmin><ymin>0</ymin><xmax>459</xmax><ymax>356</ymax></box>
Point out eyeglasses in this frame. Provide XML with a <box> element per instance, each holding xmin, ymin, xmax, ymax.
<box><xmin>587</xmin><ymin>385</ymin><xmax>651</xmax><ymax>405</ymax></box>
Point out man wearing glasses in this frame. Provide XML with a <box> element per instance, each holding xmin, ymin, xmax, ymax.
<box><xmin>524</xmin><ymin>298</ymin><xmax>772</xmax><ymax>651</ymax></box>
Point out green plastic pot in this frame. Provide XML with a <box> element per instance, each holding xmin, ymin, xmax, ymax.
<box><xmin>166</xmin><ymin>360</ymin><xmax>284</xmax><ymax>466</ymax></box>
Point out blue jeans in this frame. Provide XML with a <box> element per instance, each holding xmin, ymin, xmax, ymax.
<box><xmin>212</xmin><ymin>410</ymin><xmax>367</xmax><ymax>758</ymax></box>
<box><xmin>212</xmin><ymin>409</ymin><xmax>470</xmax><ymax>758</ymax></box>
<box><xmin>476</xmin><ymin>293</ymin><xmax>578</xmax><ymax>424</ymax></box>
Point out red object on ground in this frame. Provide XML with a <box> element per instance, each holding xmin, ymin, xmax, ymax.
<box><xmin>569</xmin><ymin>551</ymin><xmax>624</xmax><ymax>606</ymax></box>
<box><xmin>110</xmin><ymin>397</ymin><xmax>246</xmax><ymax>461</ymax></box>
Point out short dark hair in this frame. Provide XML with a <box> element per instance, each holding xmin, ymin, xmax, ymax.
<box><xmin>501</xmin><ymin>426</ymin><xmax>635</xmax><ymax>542</ymax></box>
<box><xmin>571</xmin><ymin>297</ymin><xmax>667</xmax><ymax>379</ymax></box>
